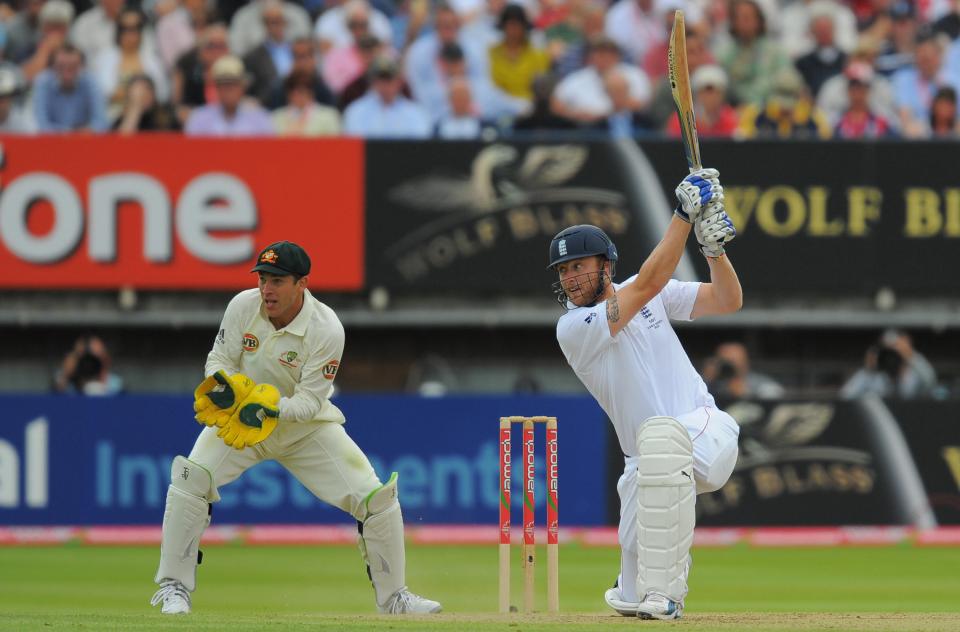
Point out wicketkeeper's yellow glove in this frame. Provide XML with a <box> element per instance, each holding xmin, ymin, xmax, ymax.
<box><xmin>193</xmin><ymin>370</ymin><xmax>256</xmax><ymax>428</ymax></box>
<box><xmin>216</xmin><ymin>384</ymin><xmax>281</xmax><ymax>450</ymax></box>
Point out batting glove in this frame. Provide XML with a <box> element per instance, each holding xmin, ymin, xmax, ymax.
<box><xmin>674</xmin><ymin>168</ymin><xmax>722</xmax><ymax>223</ymax></box>
<box><xmin>194</xmin><ymin>370</ymin><xmax>256</xmax><ymax>428</ymax></box>
<box><xmin>695</xmin><ymin>205</ymin><xmax>737</xmax><ymax>258</ymax></box>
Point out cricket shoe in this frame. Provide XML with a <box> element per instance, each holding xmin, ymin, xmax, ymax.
<box><xmin>150</xmin><ymin>579</ymin><xmax>191</xmax><ymax>614</ymax></box>
<box><xmin>378</xmin><ymin>588</ymin><xmax>442</xmax><ymax>614</ymax></box>
<box><xmin>636</xmin><ymin>592</ymin><xmax>683</xmax><ymax>620</ymax></box>
<box><xmin>604</xmin><ymin>581</ymin><xmax>640</xmax><ymax>617</ymax></box>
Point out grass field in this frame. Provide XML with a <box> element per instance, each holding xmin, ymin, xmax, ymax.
<box><xmin>1</xmin><ymin>543</ymin><xmax>959</xmax><ymax>631</ymax></box>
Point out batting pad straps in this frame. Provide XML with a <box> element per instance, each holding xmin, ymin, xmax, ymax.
<box><xmin>635</xmin><ymin>417</ymin><xmax>695</xmax><ymax>603</ymax></box>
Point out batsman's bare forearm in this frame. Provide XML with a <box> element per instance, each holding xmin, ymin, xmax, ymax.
<box><xmin>608</xmin><ymin>217</ymin><xmax>691</xmax><ymax>335</ymax></box>
<box><xmin>691</xmin><ymin>253</ymin><xmax>743</xmax><ymax>319</ymax></box>
<box><xmin>707</xmin><ymin>254</ymin><xmax>742</xmax><ymax>312</ymax></box>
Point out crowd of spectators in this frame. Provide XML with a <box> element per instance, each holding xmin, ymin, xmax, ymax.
<box><xmin>0</xmin><ymin>0</ymin><xmax>958</xmax><ymax>138</ymax></box>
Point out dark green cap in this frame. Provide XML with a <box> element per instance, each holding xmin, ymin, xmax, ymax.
<box><xmin>250</xmin><ymin>241</ymin><xmax>311</xmax><ymax>277</ymax></box>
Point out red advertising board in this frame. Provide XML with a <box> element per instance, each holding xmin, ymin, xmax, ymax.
<box><xmin>0</xmin><ymin>136</ymin><xmax>364</xmax><ymax>289</ymax></box>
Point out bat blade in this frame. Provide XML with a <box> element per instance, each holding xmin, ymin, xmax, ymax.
<box><xmin>668</xmin><ymin>11</ymin><xmax>702</xmax><ymax>172</ymax></box>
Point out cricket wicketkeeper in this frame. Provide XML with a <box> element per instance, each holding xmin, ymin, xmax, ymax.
<box><xmin>548</xmin><ymin>169</ymin><xmax>741</xmax><ymax>619</ymax></box>
<box><xmin>150</xmin><ymin>241</ymin><xmax>441</xmax><ymax>615</ymax></box>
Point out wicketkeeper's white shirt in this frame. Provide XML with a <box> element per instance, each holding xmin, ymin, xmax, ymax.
<box><xmin>556</xmin><ymin>277</ymin><xmax>715</xmax><ymax>456</ymax></box>
<box><xmin>205</xmin><ymin>288</ymin><xmax>346</xmax><ymax>424</ymax></box>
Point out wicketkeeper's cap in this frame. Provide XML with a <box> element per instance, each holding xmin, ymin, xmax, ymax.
<box><xmin>251</xmin><ymin>241</ymin><xmax>311</xmax><ymax>277</ymax></box>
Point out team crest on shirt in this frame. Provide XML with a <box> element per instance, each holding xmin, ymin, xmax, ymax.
<box><xmin>242</xmin><ymin>333</ymin><xmax>260</xmax><ymax>352</ymax></box>
<box><xmin>279</xmin><ymin>350</ymin><xmax>300</xmax><ymax>368</ymax></box>
<box><xmin>322</xmin><ymin>360</ymin><xmax>340</xmax><ymax>380</ymax></box>
<box><xmin>641</xmin><ymin>305</ymin><xmax>663</xmax><ymax>330</ymax></box>
<box><xmin>260</xmin><ymin>249</ymin><xmax>279</xmax><ymax>264</ymax></box>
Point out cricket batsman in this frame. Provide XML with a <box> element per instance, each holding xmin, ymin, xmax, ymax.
<box><xmin>548</xmin><ymin>169</ymin><xmax>741</xmax><ymax>619</ymax></box>
<box><xmin>150</xmin><ymin>241</ymin><xmax>441</xmax><ymax>615</ymax></box>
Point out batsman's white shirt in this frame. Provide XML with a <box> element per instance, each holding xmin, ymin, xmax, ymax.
<box><xmin>557</xmin><ymin>277</ymin><xmax>718</xmax><ymax>457</ymax></box>
<box><xmin>557</xmin><ymin>276</ymin><xmax>740</xmax><ymax>602</ymax></box>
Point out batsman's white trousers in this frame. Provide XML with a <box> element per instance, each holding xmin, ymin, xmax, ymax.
<box><xmin>189</xmin><ymin>420</ymin><xmax>381</xmax><ymax>519</ymax></box>
<box><xmin>617</xmin><ymin>406</ymin><xmax>739</xmax><ymax>602</ymax></box>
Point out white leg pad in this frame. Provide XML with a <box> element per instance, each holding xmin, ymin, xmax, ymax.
<box><xmin>636</xmin><ymin>417</ymin><xmax>695</xmax><ymax>603</ymax></box>
<box><xmin>155</xmin><ymin>456</ymin><xmax>216</xmax><ymax>592</ymax></box>
<box><xmin>357</xmin><ymin>473</ymin><xmax>407</xmax><ymax>606</ymax></box>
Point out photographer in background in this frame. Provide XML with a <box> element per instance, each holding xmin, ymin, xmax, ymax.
<box><xmin>53</xmin><ymin>335</ymin><xmax>124</xmax><ymax>396</ymax></box>
<box><xmin>702</xmin><ymin>341</ymin><xmax>785</xmax><ymax>400</ymax></box>
<box><xmin>840</xmin><ymin>329</ymin><xmax>939</xmax><ymax>399</ymax></box>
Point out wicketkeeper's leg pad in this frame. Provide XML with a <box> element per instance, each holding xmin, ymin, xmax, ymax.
<box><xmin>357</xmin><ymin>472</ymin><xmax>406</xmax><ymax>606</ymax></box>
<box><xmin>155</xmin><ymin>456</ymin><xmax>216</xmax><ymax>592</ymax></box>
<box><xmin>636</xmin><ymin>417</ymin><xmax>695</xmax><ymax>604</ymax></box>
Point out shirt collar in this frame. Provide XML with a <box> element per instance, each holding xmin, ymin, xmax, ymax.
<box><xmin>259</xmin><ymin>289</ymin><xmax>314</xmax><ymax>335</ymax></box>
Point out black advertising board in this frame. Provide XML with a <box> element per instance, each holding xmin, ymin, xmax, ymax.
<box><xmin>366</xmin><ymin>140</ymin><xmax>960</xmax><ymax>297</ymax></box>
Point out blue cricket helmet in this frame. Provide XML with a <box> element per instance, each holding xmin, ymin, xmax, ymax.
<box><xmin>547</xmin><ymin>225</ymin><xmax>619</xmax><ymax>270</ymax></box>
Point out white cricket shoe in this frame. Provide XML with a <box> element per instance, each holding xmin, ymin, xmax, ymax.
<box><xmin>604</xmin><ymin>583</ymin><xmax>639</xmax><ymax>617</ymax></box>
<box><xmin>636</xmin><ymin>592</ymin><xmax>683</xmax><ymax>620</ymax></box>
<box><xmin>378</xmin><ymin>588</ymin><xmax>442</xmax><ymax>614</ymax></box>
<box><xmin>150</xmin><ymin>579</ymin><xmax>191</xmax><ymax>614</ymax></box>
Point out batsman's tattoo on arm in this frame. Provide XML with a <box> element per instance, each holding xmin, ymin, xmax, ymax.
<box><xmin>607</xmin><ymin>293</ymin><xmax>620</xmax><ymax>323</ymax></box>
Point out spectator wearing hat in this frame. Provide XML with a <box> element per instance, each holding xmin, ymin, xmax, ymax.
<box><xmin>794</xmin><ymin>4</ymin><xmax>848</xmax><ymax>97</ymax></box>
<box><xmin>273</xmin><ymin>70</ymin><xmax>341</xmax><ymax>135</ymax></box>
<box><xmin>716</xmin><ymin>0</ymin><xmax>790</xmax><ymax>105</ymax></box>
<box><xmin>817</xmin><ymin>36</ymin><xmax>897</xmax><ymax>125</ymax></box>
<box><xmin>929</xmin><ymin>85</ymin><xmax>960</xmax><ymax>136</ymax></box>
<box><xmin>185</xmin><ymin>55</ymin><xmax>275</xmax><ymax>135</ymax></box>
<box><xmin>243</xmin><ymin>0</ymin><xmax>295</xmax><ymax>105</ymax></box>
<box><xmin>666</xmin><ymin>64</ymin><xmax>738</xmax><ymax>137</ymax></box>
<box><xmin>892</xmin><ymin>29</ymin><xmax>960</xmax><ymax>137</ymax></box>
<box><xmin>737</xmin><ymin>67</ymin><xmax>832</xmax><ymax>138</ymax></box>
<box><xmin>343</xmin><ymin>56</ymin><xmax>431</xmax><ymax>137</ymax></box>
<box><xmin>336</xmin><ymin>35</ymin><xmax>395</xmax><ymax>110</ymax></box>
<box><xmin>551</xmin><ymin>35</ymin><xmax>650</xmax><ymax>123</ymax></box>
<box><xmin>488</xmin><ymin>4</ymin><xmax>549</xmax><ymax>100</ymax></box>
<box><xmin>604</xmin><ymin>0</ymin><xmax>663</xmax><ymax>66</ymax></box>
<box><xmin>33</xmin><ymin>44</ymin><xmax>108</xmax><ymax>132</ymax></box>
<box><xmin>0</xmin><ymin>65</ymin><xmax>35</xmax><ymax>133</ymax></box>
<box><xmin>113</xmin><ymin>74</ymin><xmax>181</xmax><ymax>133</ymax></box>
<box><xmin>92</xmin><ymin>7</ymin><xmax>169</xmax><ymax>118</ymax></box>
<box><xmin>230</xmin><ymin>0</ymin><xmax>310</xmax><ymax>58</ymax></box>
<box><xmin>780</xmin><ymin>0</ymin><xmax>858</xmax><ymax>59</ymax></box>
<box><xmin>20</xmin><ymin>0</ymin><xmax>73</xmax><ymax>82</ymax></box>
<box><xmin>834</xmin><ymin>61</ymin><xmax>892</xmax><ymax>137</ymax></box>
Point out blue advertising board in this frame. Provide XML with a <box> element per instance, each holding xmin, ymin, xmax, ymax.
<box><xmin>0</xmin><ymin>395</ymin><xmax>609</xmax><ymax>526</ymax></box>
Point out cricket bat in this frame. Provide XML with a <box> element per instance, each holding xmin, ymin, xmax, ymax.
<box><xmin>668</xmin><ymin>10</ymin><xmax>701</xmax><ymax>173</ymax></box>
